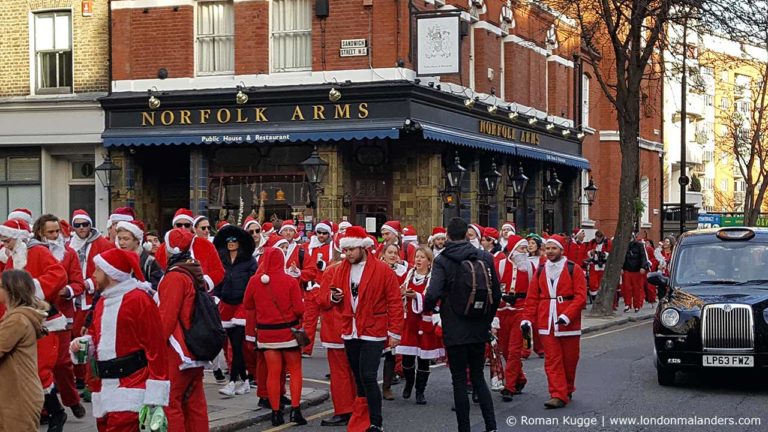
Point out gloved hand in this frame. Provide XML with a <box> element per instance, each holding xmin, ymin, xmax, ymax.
<box><xmin>556</xmin><ymin>317</ymin><xmax>567</xmax><ymax>325</ymax></box>
<box><xmin>521</xmin><ymin>323</ymin><xmax>531</xmax><ymax>333</ymax></box>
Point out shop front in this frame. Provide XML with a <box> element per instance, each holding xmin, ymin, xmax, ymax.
<box><xmin>100</xmin><ymin>82</ymin><xmax>589</xmax><ymax>237</ymax></box>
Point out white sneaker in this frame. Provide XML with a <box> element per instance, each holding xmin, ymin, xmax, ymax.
<box><xmin>234</xmin><ymin>380</ymin><xmax>250</xmax><ymax>395</ymax></box>
<box><xmin>219</xmin><ymin>381</ymin><xmax>236</xmax><ymax>397</ymax></box>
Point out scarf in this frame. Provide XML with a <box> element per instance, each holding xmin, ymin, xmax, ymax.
<box><xmin>545</xmin><ymin>257</ymin><xmax>566</xmax><ymax>284</ymax></box>
<box><xmin>11</xmin><ymin>241</ymin><xmax>28</xmax><ymax>270</ymax></box>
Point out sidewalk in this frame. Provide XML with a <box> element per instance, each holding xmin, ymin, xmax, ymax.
<box><xmin>581</xmin><ymin>301</ymin><xmax>656</xmax><ymax>334</ymax></box>
<box><xmin>40</xmin><ymin>374</ymin><xmax>329</xmax><ymax>432</ymax></box>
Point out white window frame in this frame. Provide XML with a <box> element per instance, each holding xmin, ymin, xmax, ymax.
<box><xmin>194</xmin><ymin>0</ymin><xmax>235</xmax><ymax>76</ymax></box>
<box><xmin>270</xmin><ymin>0</ymin><xmax>313</xmax><ymax>73</ymax></box>
<box><xmin>30</xmin><ymin>9</ymin><xmax>73</xmax><ymax>95</ymax></box>
<box><xmin>580</xmin><ymin>170</ymin><xmax>594</xmax><ymax>226</ymax></box>
<box><xmin>581</xmin><ymin>73</ymin><xmax>590</xmax><ymax>128</ymax></box>
<box><xmin>640</xmin><ymin>176</ymin><xmax>650</xmax><ymax>225</ymax></box>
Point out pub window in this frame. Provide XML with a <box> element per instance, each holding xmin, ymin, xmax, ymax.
<box><xmin>196</xmin><ymin>0</ymin><xmax>235</xmax><ymax>75</ymax></box>
<box><xmin>34</xmin><ymin>11</ymin><xmax>72</xmax><ymax>94</ymax></box>
<box><xmin>271</xmin><ymin>0</ymin><xmax>312</xmax><ymax>72</ymax></box>
<box><xmin>0</xmin><ymin>153</ymin><xmax>42</xmax><ymax>217</ymax></box>
<box><xmin>582</xmin><ymin>73</ymin><xmax>590</xmax><ymax>128</ymax></box>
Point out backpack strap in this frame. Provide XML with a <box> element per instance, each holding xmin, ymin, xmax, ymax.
<box><xmin>298</xmin><ymin>247</ymin><xmax>305</xmax><ymax>269</ymax></box>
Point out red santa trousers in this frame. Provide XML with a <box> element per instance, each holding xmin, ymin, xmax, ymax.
<box><xmin>503</xmin><ymin>311</ymin><xmax>527</xmax><ymax>391</ymax></box>
<box><xmin>496</xmin><ymin>313</ymin><xmax>513</xmax><ymax>359</ymax></box>
<box><xmin>588</xmin><ymin>270</ymin><xmax>604</xmax><ymax>296</ymax></box>
<box><xmin>522</xmin><ymin>330</ymin><xmax>545</xmax><ymax>358</ymax></box>
<box><xmin>347</xmin><ymin>397</ymin><xmax>370</xmax><ymax>432</ymax></box>
<box><xmin>622</xmin><ymin>271</ymin><xmax>646</xmax><ymax>310</ymax></box>
<box><xmin>645</xmin><ymin>280</ymin><xmax>657</xmax><ymax>304</ymax></box>
<box><xmin>96</xmin><ymin>411</ymin><xmax>138</xmax><ymax>432</ymax></box>
<box><xmin>53</xmin><ymin>330</ymin><xmax>80</xmax><ymax>406</ymax></box>
<box><xmin>37</xmin><ymin>332</ymin><xmax>58</xmax><ymax>391</ymax></box>
<box><xmin>302</xmin><ymin>289</ymin><xmax>320</xmax><ymax>355</ymax></box>
<box><xmin>256</xmin><ymin>350</ymin><xmax>286</xmax><ymax>399</ymax></box>
<box><xmin>166</xmin><ymin>365</ymin><xmax>208</xmax><ymax>432</ymax></box>
<box><xmin>327</xmin><ymin>348</ymin><xmax>356</xmax><ymax>416</ymax></box>
<box><xmin>263</xmin><ymin>349</ymin><xmax>303</xmax><ymax>410</ymax></box>
<box><xmin>539</xmin><ymin>334</ymin><xmax>580</xmax><ymax>403</ymax></box>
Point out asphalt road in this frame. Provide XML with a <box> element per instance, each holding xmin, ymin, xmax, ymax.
<box><xmin>245</xmin><ymin>320</ymin><xmax>768</xmax><ymax>432</ymax></box>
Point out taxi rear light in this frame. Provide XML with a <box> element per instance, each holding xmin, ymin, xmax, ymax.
<box><xmin>716</xmin><ymin>228</ymin><xmax>755</xmax><ymax>241</ymax></box>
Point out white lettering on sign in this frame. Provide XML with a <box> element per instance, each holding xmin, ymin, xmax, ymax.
<box><xmin>340</xmin><ymin>47</ymin><xmax>369</xmax><ymax>57</ymax></box>
<box><xmin>341</xmin><ymin>39</ymin><xmax>367</xmax><ymax>48</ymax></box>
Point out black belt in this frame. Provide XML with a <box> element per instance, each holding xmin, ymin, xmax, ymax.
<box><xmin>96</xmin><ymin>351</ymin><xmax>147</xmax><ymax>379</ymax></box>
<box><xmin>257</xmin><ymin>320</ymin><xmax>300</xmax><ymax>330</ymax></box>
<box><xmin>545</xmin><ymin>295</ymin><xmax>574</xmax><ymax>303</ymax></box>
<box><xmin>512</xmin><ymin>293</ymin><xmax>527</xmax><ymax>299</ymax></box>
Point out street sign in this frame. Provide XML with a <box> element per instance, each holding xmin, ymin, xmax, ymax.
<box><xmin>697</xmin><ymin>214</ymin><xmax>721</xmax><ymax>229</ymax></box>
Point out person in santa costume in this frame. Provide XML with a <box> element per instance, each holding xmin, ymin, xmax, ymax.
<box><xmin>654</xmin><ymin>235</ymin><xmax>675</xmax><ymax>277</ymax></box>
<box><xmin>278</xmin><ymin>221</ymin><xmax>305</xmax><ymax>278</ymax></box>
<box><xmin>495</xmin><ymin>235</ymin><xmax>536</xmax><ymax>402</ymax></box>
<box><xmin>115</xmin><ymin>220</ymin><xmax>163</xmax><ymax>292</ymax></box>
<box><xmin>301</xmin><ymin>220</ymin><xmax>334</xmax><ymax>356</ymax></box>
<box><xmin>427</xmin><ymin>227</ymin><xmax>447</xmax><ymax>258</ymax></box>
<box><xmin>106</xmin><ymin>207</ymin><xmax>136</xmax><ymax>243</ymax></box>
<box><xmin>192</xmin><ymin>216</ymin><xmax>212</xmax><ymax>242</ymax></box>
<box><xmin>0</xmin><ymin>208</ymin><xmax>34</xmax><ymax>266</ymax></box>
<box><xmin>156</xmin><ymin>228</ymin><xmax>209</xmax><ymax>432</ymax></box>
<box><xmin>622</xmin><ymin>232</ymin><xmax>650</xmax><ymax>313</ymax></box>
<box><xmin>240</xmin><ymin>216</ymin><xmax>265</xmax><ymax>387</ymax></box>
<box><xmin>33</xmin><ymin>214</ymin><xmax>87</xmax><ymax>420</ymax></box>
<box><xmin>466</xmin><ymin>223</ymin><xmax>483</xmax><ymax>249</ymax></box>
<box><xmin>327</xmin><ymin>226</ymin><xmax>403</xmax><ymax>432</ymax></box>
<box><xmin>69</xmin><ymin>248</ymin><xmax>170</xmax><ymax>431</ymax></box>
<box><xmin>244</xmin><ymin>246</ymin><xmax>307</xmax><ymax>426</ymax></box>
<box><xmin>480</xmin><ymin>227</ymin><xmax>503</xmax><ymax>258</ymax></box>
<box><xmin>499</xmin><ymin>221</ymin><xmax>516</xmax><ymax>252</ymax></box>
<box><xmin>377</xmin><ymin>242</ymin><xmax>408</xmax><ymax>401</ymax></box>
<box><xmin>315</xmin><ymin>246</ymin><xmax>355</xmax><ymax>427</ymax></box>
<box><xmin>395</xmin><ymin>246</ymin><xmax>443</xmax><ymax>406</ymax></box>
<box><xmin>0</xmin><ymin>218</ymin><xmax>70</xmax><ymax>430</ymax></box>
<box><xmin>521</xmin><ymin>234</ymin><xmax>587</xmax><ymax>409</ymax></box>
<box><xmin>565</xmin><ymin>228</ymin><xmax>589</xmax><ymax>267</ymax></box>
<box><xmin>378</xmin><ymin>220</ymin><xmax>417</xmax><ymax>265</ymax></box>
<box><xmin>262</xmin><ymin>222</ymin><xmax>276</xmax><ymax>237</ymax></box>
<box><xmin>586</xmin><ymin>231</ymin><xmax>612</xmax><ymax>299</ymax></box>
<box><xmin>156</xmin><ymin>209</ymin><xmax>225</xmax><ymax>292</ymax></box>
<box><xmin>401</xmin><ymin>225</ymin><xmax>419</xmax><ymax>265</ymax></box>
<box><xmin>337</xmin><ymin>220</ymin><xmax>351</xmax><ymax>236</ymax></box>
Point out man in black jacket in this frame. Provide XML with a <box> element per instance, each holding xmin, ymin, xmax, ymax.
<box><xmin>425</xmin><ymin>217</ymin><xmax>501</xmax><ymax>432</ymax></box>
<box><xmin>622</xmin><ymin>233</ymin><xmax>650</xmax><ymax>313</ymax></box>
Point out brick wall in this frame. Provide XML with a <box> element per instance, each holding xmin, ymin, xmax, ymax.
<box><xmin>235</xmin><ymin>1</ymin><xmax>269</xmax><ymax>75</ymax></box>
<box><xmin>0</xmin><ymin>0</ymin><xmax>108</xmax><ymax>96</ymax></box>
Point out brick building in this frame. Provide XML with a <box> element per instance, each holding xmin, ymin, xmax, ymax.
<box><xmin>0</xmin><ymin>0</ymin><xmax>109</xmax><ymax>221</ymax></box>
<box><xmin>101</xmin><ymin>0</ymin><xmax>659</xmax><ymax>240</ymax></box>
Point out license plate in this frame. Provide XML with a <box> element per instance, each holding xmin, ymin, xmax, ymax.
<box><xmin>702</xmin><ymin>355</ymin><xmax>754</xmax><ymax>367</ymax></box>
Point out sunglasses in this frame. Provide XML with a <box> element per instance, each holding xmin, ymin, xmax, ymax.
<box><xmin>199</xmin><ymin>226</ymin><xmax>210</xmax><ymax>231</ymax></box>
<box><xmin>226</xmin><ymin>237</ymin><xmax>239</xmax><ymax>243</ymax></box>
<box><xmin>72</xmin><ymin>222</ymin><xmax>91</xmax><ymax>228</ymax></box>
<box><xmin>249</xmin><ymin>229</ymin><xmax>261</xmax><ymax>234</ymax></box>
<box><xmin>316</xmin><ymin>231</ymin><xmax>330</xmax><ymax>235</ymax></box>
<box><xmin>176</xmin><ymin>223</ymin><xmax>192</xmax><ymax>228</ymax></box>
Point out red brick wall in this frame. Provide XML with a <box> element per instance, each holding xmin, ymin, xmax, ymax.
<box><xmin>548</xmin><ymin>60</ymin><xmax>573</xmax><ymax>118</ymax></box>
<box><xmin>235</xmin><ymin>1</ymin><xmax>269</xmax><ymax>75</ymax></box>
<box><xmin>473</xmin><ymin>28</ymin><xmax>501</xmax><ymax>95</ymax></box>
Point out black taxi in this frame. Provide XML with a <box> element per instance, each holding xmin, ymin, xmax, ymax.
<box><xmin>649</xmin><ymin>227</ymin><xmax>768</xmax><ymax>386</ymax></box>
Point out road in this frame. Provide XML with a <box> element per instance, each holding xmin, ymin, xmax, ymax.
<box><xmin>244</xmin><ymin>321</ymin><xmax>768</xmax><ymax>432</ymax></box>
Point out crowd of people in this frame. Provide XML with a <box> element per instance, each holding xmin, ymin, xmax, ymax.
<box><xmin>0</xmin><ymin>205</ymin><xmax>675</xmax><ymax>432</ymax></box>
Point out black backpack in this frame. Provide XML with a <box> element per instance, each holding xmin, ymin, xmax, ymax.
<box><xmin>448</xmin><ymin>258</ymin><xmax>494</xmax><ymax>319</ymax></box>
<box><xmin>170</xmin><ymin>264</ymin><xmax>227</xmax><ymax>362</ymax></box>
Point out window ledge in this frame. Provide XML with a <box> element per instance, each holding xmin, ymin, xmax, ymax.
<box><xmin>580</xmin><ymin>218</ymin><xmax>596</xmax><ymax>227</ymax></box>
<box><xmin>641</xmin><ymin>222</ymin><xmax>653</xmax><ymax>229</ymax></box>
<box><xmin>582</xmin><ymin>126</ymin><xmax>596</xmax><ymax>135</ymax></box>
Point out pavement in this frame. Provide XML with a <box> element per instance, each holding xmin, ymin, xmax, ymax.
<box><xmin>580</xmin><ymin>301</ymin><xmax>656</xmax><ymax>334</ymax></box>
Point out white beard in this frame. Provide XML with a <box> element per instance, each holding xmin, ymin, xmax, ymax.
<box><xmin>12</xmin><ymin>241</ymin><xmax>28</xmax><ymax>270</ymax></box>
<box><xmin>48</xmin><ymin>236</ymin><xmax>66</xmax><ymax>262</ymax></box>
<box><xmin>512</xmin><ymin>251</ymin><xmax>528</xmax><ymax>270</ymax></box>
<box><xmin>470</xmin><ymin>238</ymin><xmax>481</xmax><ymax>249</ymax></box>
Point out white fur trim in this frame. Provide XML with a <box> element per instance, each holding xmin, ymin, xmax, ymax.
<box><xmin>322</xmin><ymin>342</ymin><xmax>345</xmax><ymax>349</ymax></box>
<box><xmin>545</xmin><ymin>238</ymin><xmax>564</xmax><ymax>250</ymax></box>
<box><xmin>168</xmin><ymin>336</ymin><xmax>208</xmax><ymax>370</ymax></box>
<box><xmin>144</xmin><ymin>379</ymin><xmax>170</xmax><ymax>406</ymax></box>
<box><xmin>427</xmin><ymin>233</ymin><xmax>446</xmax><ymax>244</ymax></box>
<box><xmin>278</xmin><ymin>223</ymin><xmax>297</xmax><ymax>234</ymax></box>
<box><xmin>109</xmin><ymin>213</ymin><xmax>134</xmax><ymax>224</ymax></box>
<box><xmin>116</xmin><ymin>221</ymin><xmax>143</xmax><ymax>242</ymax></box>
<box><xmin>204</xmin><ymin>274</ymin><xmax>214</xmax><ymax>291</ymax></box>
<box><xmin>245</xmin><ymin>335</ymin><xmax>256</xmax><ymax>343</ymax></box>
<box><xmin>92</xmin><ymin>379</ymin><xmax>145</xmax><ymax>417</ymax></box>
<box><xmin>411</xmin><ymin>292</ymin><xmax>424</xmax><ymax>314</ymax></box>
<box><xmin>338</xmin><ymin>221</ymin><xmax>352</xmax><ymax>230</ymax></box>
<box><xmin>44</xmin><ymin>315</ymin><xmax>68</xmax><ymax>332</ymax></box>
<box><xmin>231</xmin><ymin>318</ymin><xmax>246</xmax><ymax>326</ymax></box>
<box><xmin>492</xmin><ymin>316</ymin><xmax>500</xmax><ymax>329</ymax></box>
<box><xmin>339</xmin><ymin>236</ymin><xmax>374</xmax><ymax>249</ymax></box>
<box><xmin>93</xmin><ymin>254</ymin><xmax>131</xmax><ymax>282</ymax></box>
<box><xmin>72</xmin><ymin>214</ymin><xmax>93</xmax><ymax>225</ymax></box>
<box><xmin>315</xmin><ymin>222</ymin><xmax>332</xmax><ymax>234</ymax></box>
<box><xmin>0</xmin><ymin>224</ymin><xmax>30</xmax><ymax>239</ymax></box>
<box><xmin>274</xmin><ymin>238</ymin><xmax>289</xmax><ymax>249</ymax></box>
<box><xmin>243</xmin><ymin>219</ymin><xmax>261</xmax><ymax>231</ymax></box>
<box><xmin>381</xmin><ymin>224</ymin><xmax>399</xmax><ymax>236</ymax></box>
<box><xmin>469</xmin><ymin>224</ymin><xmax>482</xmax><ymax>238</ymax></box>
<box><xmin>387</xmin><ymin>331</ymin><xmax>401</xmax><ymax>340</ymax></box>
<box><xmin>172</xmin><ymin>214</ymin><xmax>194</xmax><ymax>225</ymax></box>
<box><xmin>33</xmin><ymin>278</ymin><xmax>44</xmax><ymax>300</ymax></box>
<box><xmin>85</xmin><ymin>278</ymin><xmax>96</xmax><ymax>294</ymax></box>
<box><xmin>164</xmin><ymin>231</ymin><xmax>182</xmax><ymax>256</ymax></box>
<box><xmin>513</xmin><ymin>239</ymin><xmax>529</xmax><ymax>251</ymax></box>
<box><xmin>558</xmin><ymin>314</ymin><xmax>571</xmax><ymax>326</ymax></box>
<box><xmin>258</xmin><ymin>340</ymin><xmax>299</xmax><ymax>349</ymax></box>
<box><xmin>8</xmin><ymin>210</ymin><xmax>32</xmax><ymax>224</ymax></box>
<box><xmin>97</xmin><ymin>280</ymin><xmax>136</xmax><ymax>361</ymax></box>
<box><xmin>501</xmin><ymin>222</ymin><xmax>515</xmax><ymax>232</ymax></box>
<box><xmin>520</xmin><ymin>320</ymin><xmax>533</xmax><ymax>329</ymax></box>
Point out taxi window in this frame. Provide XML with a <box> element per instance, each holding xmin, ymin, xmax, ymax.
<box><xmin>673</xmin><ymin>241</ymin><xmax>768</xmax><ymax>286</ymax></box>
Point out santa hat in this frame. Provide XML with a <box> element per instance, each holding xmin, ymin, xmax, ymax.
<box><xmin>117</xmin><ymin>220</ymin><xmax>145</xmax><ymax>242</ymax></box>
<box><xmin>482</xmin><ymin>227</ymin><xmax>500</xmax><ymax>242</ymax></box>
<box><xmin>508</xmin><ymin>234</ymin><xmax>528</xmax><ymax>252</ymax></box>
<box><xmin>381</xmin><ymin>220</ymin><xmax>402</xmax><ymax>236</ymax></box>
<box><xmin>0</xmin><ymin>219</ymin><xmax>31</xmax><ymax>240</ymax></box>
<box><xmin>262</xmin><ymin>222</ymin><xmax>275</xmax><ymax>236</ymax></box>
<box><xmin>242</xmin><ymin>216</ymin><xmax>261</xmax><ymax>232</ymax></box>
<box><xmin>71</xmin><ymin>209</ymin><xmax>93</xmax><ymax>225</ymax></box>
<box><xmin>108</xmin><ymin>207</ymin><xmax>135</xmax><ymax>226</ymax></box>
<box><xmin>573</xmin><ymin>227</ymin><xmax>586</xmax><ymax>237</ymax></box>
<box><xmin>59</xmin><ymin>220</ymin><xmax>72</xmax><ymax>239</ymax></box>
<box><xmin>164</xmin><ymin>228</ymin><xmax>194</xmax><ymax>255</ymax></box>
<box><xmin>340</xmin><ymin>226</ymin><xmax>375</xmax><ymax>249</ymax></box>
<box><xmin>216</xmin><ymin>220</ymin><xmax>230</xmax><ymax>230</ymax></box>
<box><xmin>468</xmin><ymin>223</ymin><xmax>483</xmax><ymax>239</ymax></box>
<box><xmin>315</xmin><ymin>220</ymin><xmax>333</xmax><ymax>235</ymax></box>
<box><xmin>338</xmin><ymin>221</ymin><xmax>352</xmax><ymax>231</ymax></box>
<box><xmin>501</xmin><ymin>221</ymin><xmax>516</xmax><ymax>234</ymax></box>
<box><xmin>402</xmin><ymin>225</ymin><xmax>418</xmax><ymax>242</ymax></box>
<box><xmin>193</xmin><ymin>215</ymin><xmax>208</xmax><ymax>228</ymax></box>
<box><xmin>172</xmin><ymin>208</ymin><xmax>194</xmax><ymax>226</ymax></box>
<box><xmin>265</xmin><ymin>234</ymin><xmax>288</xmax><ymax>249</ymax></box>
<box><xmin>93</xmin><ymin>248</ymin><xmax>147</xmax><ymax>283</ymax></box>
<box><xmin>428</xmin><ymin>227</ymin><xmax>447</xmax><ymax>244</ymax></box>
<box><xmin>278</xmin><ymin>221</ymin><xmax>297</xmax><ymax>235</ymax></box>
<box><xmin>545</xmin><ymin>234</ymin><xmax>567</xmax><ymax>250</ymax></box>
<box><xmin>8</xmin><ymin>208</ymin><xmax>33</xmax><ymax>225</ymax></box>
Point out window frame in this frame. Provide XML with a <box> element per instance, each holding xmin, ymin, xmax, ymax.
<box><xmin>581</xmin><ymin>73</ymin><xmax>591</xmax><ymax>128</ymax></box>
<box><xmin>270</xmin><ymin>0</ymin><xmax>313</xmax><ymax>73</ymax></box>
<box><xmin>194</xmin><ymin>0</ymin><xmax>235</xmax><ymax>76</ymax></box>
<box><xmin>31</xmin><ymin>9</ymin><xmax>73</xmax><ymax>95</ymax></box>
<box><xmin>0</xmin><ymin>150</ymin><xmax>43</xmax><ymax>217</ymax></box>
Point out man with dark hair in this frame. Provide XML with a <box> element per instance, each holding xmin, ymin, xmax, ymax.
<box><xmin>425</xmin><ymin>217</ymin><xmax>501</xmax><ymax>432</ymax></box>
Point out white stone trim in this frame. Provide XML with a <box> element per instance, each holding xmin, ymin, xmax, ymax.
<box><xmin>503</xmin><ymin>34</ymin><xmax>549</xmax><ymax>57</ymax></box>
<box><xmin>548</xmin><ymin>55</ymin><xmax>574</xmax><ymax>68</ymax></box>
<box><xmin>111</xmin><ymin>0</ymin><xmax>194</xmax><ymax>10</ymax></box>
<box><xmin>475</xmin><ymin>20</ymin><xmax>503</xmax><ymax>37</ymax></box>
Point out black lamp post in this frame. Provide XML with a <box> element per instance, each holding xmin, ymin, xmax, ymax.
<box><xmin>545</xmin><ymin>169</ymin><xmax>562</xmax><ymax>202</ymax></box>
<box><xmin>584</xmin><ymin>176</ymin><xmax>598</xmax><ymax>206</ymax></box>
<box><xmin>94</xmin><ymin>155</ymin><xmax>121</xmax><ymax>214</ymax></box>
<box><xmin>482</xmin><ymin>160</ymin><xmax>502</xmax><ymax>195</ymax></box>
<box><xmin>509</xmin><ymin>163</ymin><xmax>529</xmax><ymax>199</ymax></box>
<box><xmin>442</xmin><ymin>152</ymin><xmax>466</xmax><ymax>214</ymax></box>
<box><xmin>301</xmin><ymin>145</ymin><xmax>330</xmax><ymax>212</ymax></box>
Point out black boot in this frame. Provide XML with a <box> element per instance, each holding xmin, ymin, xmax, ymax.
<box><xmin>415</xmin><ymin>369</ymin><xmax>429</xmax><ymax>405</ymax></box>
<box><xmin>401</xmin><ymin>365</ymin><xmax>415</xmax><ymax>399</ymax></box>
<box><xmin>381</xmin><ymin>357</ymin><xmax>395</xmax><ymax>400</ymax></box>
<box><xmin>271</xmin><ymin>410</ymin><xmax>285</xmax><ymax>426</ymax></box>
<box><xmin>290</xmin><ymin>406</ymin><xmax>308</xmax><ymax>425</ymax></box>
<box><xmin>44</xmin><ymin>393</ymin><xmax>67</xmax><ymax>432</ymax></box>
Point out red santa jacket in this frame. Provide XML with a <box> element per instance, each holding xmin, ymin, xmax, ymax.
<box><xmin>157</xmin><ymin>266</ymin><xmax>206</xmax><ymax>369</ymax></box>
<box><xmin>55</xmin><ymin>246</ymin><xmax>87</xmax><ymax>323</ymax></box>
<box><xmin>5</xmin><ymin>242</ymin><xmax>68</xmax><ymax>332</ymax></box>
<box><xmin>156</xmin><ymin>237</ymin><xmax>225</xmax><ymax>291</ymax></box>
<box><xmin>329</xmin><ymin>252</ymin><xmax>404</xmax><ymax>342</ymax></box>
<box><xmin>565</xmin><ymin>239</ymin><xmax>589</xmax><ymax>266</ymax></box>
<box><xmin>587</xmin><ymin>238</ymin><xmax>612</xmax><ymax>273</ymax></box>
<box><xmin>522</xmin><ymin>259</ymin><xmax>587</xmax><ymax>337</ymax></box>
<box><xmin>303</xmin><ymin>240</ymin><xmax>334</xmax><ymax>288</ymax></box>
<box><xmin>496</xmin><ymin>255</ymin><xmax>536</xmax><ymax>313</ymax></box>
<box><xmin>79</xmin><ymin>282</ymin><xmax>169</xmax><ymax>418</ymax></box>
<box><xmin>317</xmin><ymin>262</ymin><xmax>345</xmax><ymax>348</ymax></box>
<box><xmin>69</xmin><ymin>233</ymin><xmax>114</xmax><ymax>310</ymax></box>
<box><xmin>243</xmin><ymin>247</ymin><xmax>305</xmax><ymax>349</ymax></box>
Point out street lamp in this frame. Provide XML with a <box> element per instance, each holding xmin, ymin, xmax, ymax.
<box><xmin>545</xmin><ymin>169</ymin><xmax>562</xmax><ymax>202</ymax></box>
<box><xmin>584</xmin><ymin>177</ymin><xmax>598</xmax><ymax>206</ymax></box>
<box><xmin>301</xmin><ymin>146</ymin><xmax>329</xmax><ymax>212</ymax></box>
<box><xmin>482</xmin><ymin>159</ymin><xmax>502</xmax><ymax>194</ymax></box>
<box><xmin>508</xmin><ymin>163</ymin><xmax>529</xmax><ymax>199</ymax></box>
<box><xmin>94</xmin><ymin>155</ymin><xmax>121</xmax><ymax>213</ymax></box>
<box><xmin>445</xmin><ymin>152</ymin><xmax>467</xmax><ymax>190</ymax></box>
